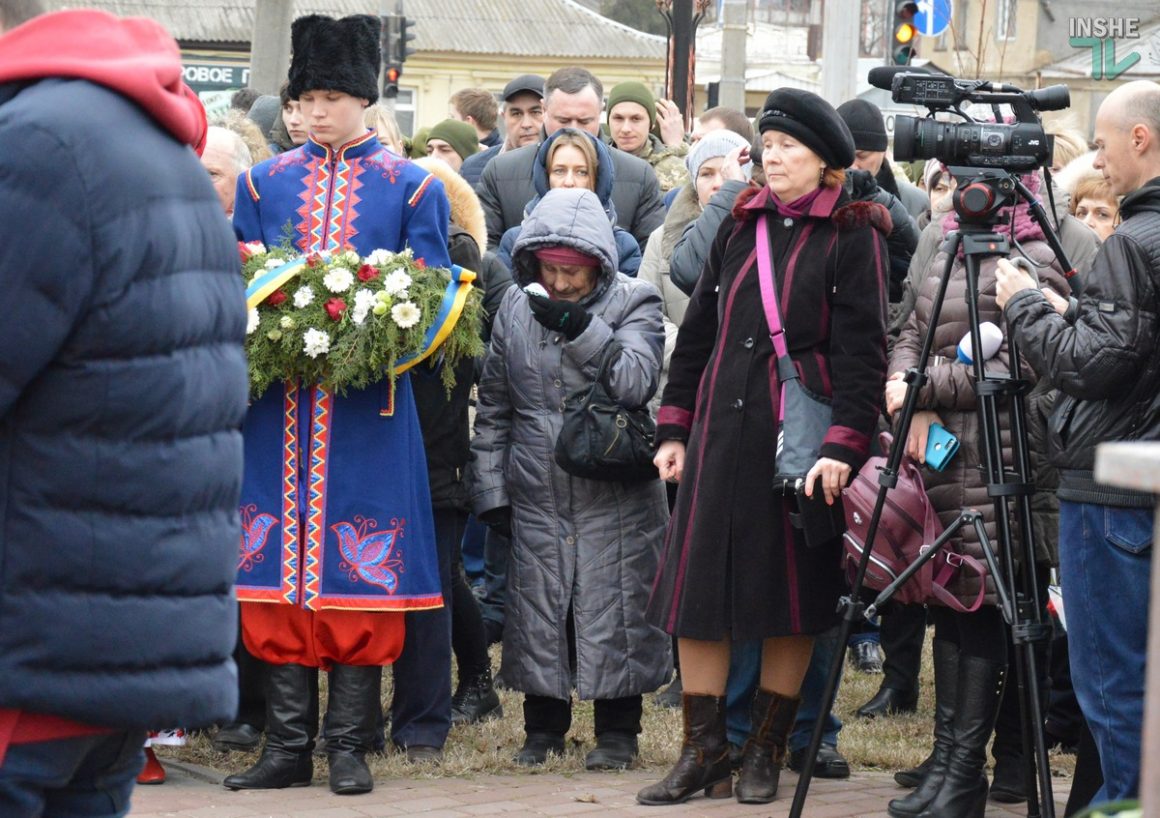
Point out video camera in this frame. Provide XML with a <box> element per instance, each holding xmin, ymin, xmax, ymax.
<box><xmin>867</xmin><ymin>67</ymin><xmax>1070</xmax><ymax>171</ymax></box>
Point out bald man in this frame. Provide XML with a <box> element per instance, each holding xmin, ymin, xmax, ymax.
<box><xmin>201</xmin><ymin>126</ymin><xmax>252</xmax><ymax>217</ymax></box>
<box><xmin>995</xmin><ymin>80</ymin><xmax>1160</xmax><ymax>804</ymax></box>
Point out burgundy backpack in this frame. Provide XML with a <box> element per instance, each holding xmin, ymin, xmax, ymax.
<box><xmin>841</xmin><ymin>433</ymin><xmax>986</xmax><ymax>612</ymax></box>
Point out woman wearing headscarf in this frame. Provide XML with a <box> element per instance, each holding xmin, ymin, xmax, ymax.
<box><xmin>883</xmin><ymin>169</ymin><xmax>1069</xmax><ymax>818</ymax></box>
<box><xmin>469</xmin><ymin>188</ymin><xmax>670</xmax><ymax>771</ymax></box>
<box><xmin>639</xmin><ymin>89</ymin><xmax>890</xmax><ymax>806</ymax></box>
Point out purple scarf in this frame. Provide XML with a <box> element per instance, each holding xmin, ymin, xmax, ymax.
<box><xmin>768</xmin><ymin>185</ymin><xmax>837</xmax><ymax>218</ymax></box>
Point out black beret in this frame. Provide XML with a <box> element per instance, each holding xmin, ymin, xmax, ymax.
<box><xmin>836</xmin><ymin>99</ymin><xmax>888</xmax><ymax>152</ymax></box>
<box><xmin>758</xmin><ymin>88</ymin><xmax>855</xmax><ymax>170</ymax></box>
<box><xmin>288</xmin><ymin>15</ymin><xmax>381</xmax><ymax>104</ymax></box>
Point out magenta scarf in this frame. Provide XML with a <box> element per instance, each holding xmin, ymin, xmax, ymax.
<box><xmin>769</xmin><ymin>186</ymin><xmax>825</xmax><ymax>218</ymax></box>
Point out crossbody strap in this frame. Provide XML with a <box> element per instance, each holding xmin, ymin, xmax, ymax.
<box><xmin>755</xmin><ymin>215</ymin><xmax>799</xmax><ymax>422</ymax></box>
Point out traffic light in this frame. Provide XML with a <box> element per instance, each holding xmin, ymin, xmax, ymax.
<box><xmin>892</xmin><ymin>1</ymin><xmax>919</xmax><ymax>65</ymax></box>
<box><xmin>397</xmin><ymin>15</ymin><xmax>416</xmax><ymax>64</ymax></box>
<box><xmin>381</xmin><ymin>14</ymin><xmax>402</xmax><ymax>98</ymax></box>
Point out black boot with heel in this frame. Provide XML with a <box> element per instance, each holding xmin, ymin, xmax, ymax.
<box><xmin>888</xmin><ymin>639</ymin><xmax>959</xmax><ymax>816</ymax></box>
<box><xmin>917</xmin><ymin>656</ymin><xmax>1007</xmax><ymax>818</ymax></box>
<box><xmin>325</xmin><ymin>664</ymin><xmax>381</xmax><ymax>795</ymax></box>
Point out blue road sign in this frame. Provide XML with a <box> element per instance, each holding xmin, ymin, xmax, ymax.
<box><xmin>914</xmin><ymin>0</ymin><xmax>952</xmax><ymax>37</ymax></box>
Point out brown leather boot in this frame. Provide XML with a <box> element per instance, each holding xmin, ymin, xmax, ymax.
<box><xmin>735</xmin><ymin>688</ymin><xmax>800</xmax><ymax>804</ymax></box>
<box><xmin>636</xmin><ymin>693</ymin><xmax>733</xmax><ymax>805</ymax></box>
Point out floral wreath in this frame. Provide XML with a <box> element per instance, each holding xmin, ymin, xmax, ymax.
<box><xmin>240</xmin><ymin>242</ymin><xmax>484</xmax><ymax>398</ymax></box>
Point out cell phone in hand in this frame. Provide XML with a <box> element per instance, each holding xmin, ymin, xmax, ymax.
<box><xmin>924</xmin><ymin>423</ymin><xmax>960</xmax><ymax>472</ymax></box>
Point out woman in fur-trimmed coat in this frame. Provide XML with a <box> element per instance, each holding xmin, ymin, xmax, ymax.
<box><xmin>640</xmin><ymin>89</ymin><xmax>889</xmax><ymax>807</ymax></box>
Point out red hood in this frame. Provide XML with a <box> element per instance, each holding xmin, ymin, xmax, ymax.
<box><xmin>0</xmin><ymin>9</ymin><xmax>207</xmax><ymax>153</ymax></box>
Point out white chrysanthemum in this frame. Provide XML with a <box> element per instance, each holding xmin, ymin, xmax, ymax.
<box><xmin>384</xmin><ymin>269</ymin><xmax>413</xmax><ymax>296</ymax></box>
<box><xmin>244</xmin><ymin>241</ymin><xmax>266</xmax><ymax>255</ymax></box>
<box><xmin>391</xmin><ymin>301</ymin><xmax>421</xmax><ymax>329</ymax></box>
<box><xmin>246</xmin><ymin>307</ymin><xmax>260</xmax><ymax>335</ymax></box>
<box><xmin>293</xmin><ymin>286</ymin><xmax>315</xmax><ymax>308</ymax></box>
<box><xmin>366</xmin><ymin>248</ymin><xmax>392</xmax><ymax>266</ymax></box>
<box><xmin>264</xmin><ymin>258</ymin><xmax>285</xmax><ymax>269</ymax></box>
<box><xmin>302</xmin><ymin>328</ymin><xmax>330</xmax><ymax>358</ymax></box>
<box><xmin>351</xmin><ymin>289</ymin><xmax>377</xmax><ymax>325</ymax></box>
<box><xmin>280</xmin><ymin>315</ymin><xmax>295</xmax><ymax>330</ymax></box>
<box><xmin>323</xmin><ymin>267</ymin><xmax>354</xmax><ymax>294</ymax></box>
<box><xmin>342</xmin><ymin>250</ymin><xmax>360</xmax><ymax>265</ymax></box>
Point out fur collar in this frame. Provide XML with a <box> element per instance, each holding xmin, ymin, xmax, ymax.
<box><xmin>414</xmin><ymin>157</ymin><xmax>488</xmax><ymax>253</ymax></box>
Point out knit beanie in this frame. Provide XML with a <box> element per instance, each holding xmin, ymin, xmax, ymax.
<box><xmin>835</xmin><ymin>99</ymin><xmax>888</xmax><ymax>152</ymax></box>
<box><xmin>246</xmin><ymin>95</ymin><xmax>281</xmax><ymax>140</ymax></box>
<box><xmin>427</xmin><ymin>119</ymin><xmax>481</xmax><ymax>161</ymax></box>
<box><xmin>686</xmin><ymin>129</ymin><xmax>752</xmax><ymax>179</ymax></box>
<box><xmin>409</xmin><ymin>127</ymin><xmax>431</xmax><ymax>159</ymax></box>
<box><xmin>607</xmin><ymin>81</ymin><xmax>656</xmax><ymax>129</ymax></box>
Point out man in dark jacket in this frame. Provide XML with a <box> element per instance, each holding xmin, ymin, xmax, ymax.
<box><xmin>476</xmin><ymin>66</ymin><xmax>664</xmax><ymax>250</ymax></box>
<box><xmin>996</xmin><ymin>79</ymin><xmax>1160</xmax><ymax>804</ymax></box>
<box><xmin>0</xmin><ymin>2</ymin><xmax>247</xmax><ymax>812</ymax></box>
<box><xmin>460</xmin><ymin>74</ymin><xmax>545</xmax><ymax>188</ymax></box>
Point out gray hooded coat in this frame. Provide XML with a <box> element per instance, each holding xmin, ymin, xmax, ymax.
<box><xmin>469</xmin><ymin>189</ymin><xmax>672</xmax><ymax>701</ymax></box>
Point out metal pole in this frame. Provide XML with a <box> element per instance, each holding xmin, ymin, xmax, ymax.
<box><xmin>669</xmin><ymin>0</ymin><xmax>693</xmax><ymax>123</ymax></box>
<box><xmin>248</xmin><ymin>0</ymin><xmax>293</xmax><ymax>95</ymax></box>
<box><xmin>719</xmin><ymin>0</ymin><xmax>747</xmax><ymax>111</ymax></box>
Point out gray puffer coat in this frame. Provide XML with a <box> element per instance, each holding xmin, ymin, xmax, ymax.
<box><xmin>469</xmin><ymin>188</ymin><xmax>672</xmax><ymax>701</ymax></box>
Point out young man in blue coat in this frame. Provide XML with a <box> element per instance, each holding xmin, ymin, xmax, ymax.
<box><xmin>0</xmin><ymin>2</ymin><xmax>248</xmax><ymax>814</ymax></box>
<box><xmin>225</xmin><ymin>14</ymin><xmax>452</xmax><ymax>797</ymax></box>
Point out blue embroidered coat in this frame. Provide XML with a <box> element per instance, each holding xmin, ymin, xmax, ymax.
<box><xmin>233</xmin><ymin>131</ymin><xmax>451</xmax><ymax>612</ymax></box>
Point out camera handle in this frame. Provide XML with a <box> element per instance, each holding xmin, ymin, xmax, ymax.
<box><xmin>789</xmin><ymin>226</ymin><xmax>1056</xmax><ymax>818</ymax></box>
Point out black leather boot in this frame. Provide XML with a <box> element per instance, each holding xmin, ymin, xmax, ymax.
<box><xmin>450</xmin><ymin>668</ymin><xmax>503</xmax><ymax>725</ymax></box>
<box><xmin>223</xmin><ymin>663</ymin><xmax>316</xmax><ymax>790</ymax></box>
<box><xmin>325</xmin><ymin>664</ymin><xmax>381</xmax><ymax>795</ymax></box>
<box><xmin>894</xmin><ymin>749</ymin><xmax>935</xmax><ymax>788</ymax></box>
<box><xmin>735</xmin><ymin>689</ymin><xmax>800</xmax><ymax>804</ymax></box>
<box><xmin>917</xmin><ymin>656</ymin><xmax>1007</xmax><ymax>818</ymax></box>
<box><xmin>888</xmin><ymin>640</ymin><xmax>959</xmax><ymax>817</ymax></box>
<box><xmin>636</xmin><ymin>693</ymin><xmax>733</xmax><ymax>805</ymax></box>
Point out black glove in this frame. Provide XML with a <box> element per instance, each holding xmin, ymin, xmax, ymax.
<box><xmin>479</xmin><ymin>506</ymin><xmax>512</xmax><ymax>539</ymax></box>
<box><xmin>527</xmin><ymin>294</ymin><xmax>592</xmax><ymax>341</ymax></box>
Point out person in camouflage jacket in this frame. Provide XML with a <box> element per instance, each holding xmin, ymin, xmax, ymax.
<box><xmin>606</xmin><ymin>81</ymin><xmax>689</xmax><ymax>193</ymax></box>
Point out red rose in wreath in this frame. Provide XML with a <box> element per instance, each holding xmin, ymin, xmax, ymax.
<box><xmin>357</xmin><ymin>263</ymin><xmax>379</xmax><ymax>282</ymax></box>
<box><xmin>266</xmin><ymin>289</ymin><xmax>287</xmax><ymax>307</ymax></box>
<box><xmin>325</xmin><ymin>298</ymin><xmax>347</xmax><ymax>321</ymax></box>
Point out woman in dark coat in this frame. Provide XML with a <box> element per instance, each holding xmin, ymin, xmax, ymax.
<box><xmin>639</xmin><ymin>89</ymin><xmax>890</xmax><ymax>806</ymax></box>
<box><xmin>883</xmin><ymin>170</ymin><xmax>1068</xmax><ymax>818</ymax></box>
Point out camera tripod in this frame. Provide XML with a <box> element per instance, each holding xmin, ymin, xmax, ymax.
<box><xmin>789</xmin><ymin>167</ymin><xmax>1076</xmax><ymax>818</ymax></box>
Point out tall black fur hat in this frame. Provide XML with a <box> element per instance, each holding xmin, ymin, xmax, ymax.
<box><xmin>288</xmin><ymin>14</ymin><xmax>380</xmax><ymax>104</ymax></box>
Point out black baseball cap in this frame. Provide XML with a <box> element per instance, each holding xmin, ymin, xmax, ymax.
<box><xmin>503</xmin><ymin>74</ymin><xmax>545</xmax><ymax>102</ymax></box>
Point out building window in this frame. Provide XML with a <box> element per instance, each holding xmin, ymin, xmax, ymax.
<box><xmin>996</xmin><ymin>0</ymin><xmax>1016</xmax><ymax>40</ymax></box>
<box><xmin>394</xmin><ymin>88</ymin><xmax>416</xmax><ymax>137</ymax></box>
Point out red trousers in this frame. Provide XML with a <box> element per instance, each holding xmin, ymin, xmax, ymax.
<box><xmin>241</xmin><ymin>602</ymin><xmax>405</xmax><ymax>669</ymax></box>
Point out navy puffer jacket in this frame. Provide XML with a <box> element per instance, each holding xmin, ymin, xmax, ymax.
<box><xmin>0</xmin><ymin>79</ymin><xmax>248</xmax><ymax>729</ymax></box>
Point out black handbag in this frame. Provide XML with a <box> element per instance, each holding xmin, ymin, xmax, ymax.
<box><xmin>554</xmin><ymin>344</ymin><xmax>658</xmax><ymax>482</ymax></box>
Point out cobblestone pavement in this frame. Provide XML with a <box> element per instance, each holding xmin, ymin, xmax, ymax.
<box><xmin>128</xmin><ymin>759</ymin><xmax>1070</xmax><ymax>817</ymax></box>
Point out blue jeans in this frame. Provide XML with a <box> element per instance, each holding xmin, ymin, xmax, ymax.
<box><xmin>1059</xmin><ymin>500</ymin><xmax>1151</xmax><ymax>803</ymax></box>
<box><xmin>0</xmin><ymin>731</ymin><xmax>145</xmax><ymax>818</ymax></box>
<box><xmin>725</xmin><ymin>628</ymin><xmax>843</xmax><ymax>752</ymax></box>
<box><xmin>389</xmin><ymin>509</ymin><xmax>461</xmax><ymax>749</ymax></box>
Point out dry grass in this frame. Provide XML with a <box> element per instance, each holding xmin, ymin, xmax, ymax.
<box><xmin>164</xmin><ymin>631</ymin><xmax>1076</xmax><ymax>784</ymax></box>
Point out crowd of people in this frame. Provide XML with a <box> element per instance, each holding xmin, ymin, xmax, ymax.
<box><xmin>0</xmin><ymin>2</ymin><xmax>1158</xmax><ymax>817</ymax></box>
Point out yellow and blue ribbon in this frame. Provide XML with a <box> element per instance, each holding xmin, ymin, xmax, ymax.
<box><xmin>245</xmin><ymin>257</ymin><xmax>313</xmax><ymax>309</ymax></box>
<box><xmin>393</xmin><ymin>264</ymin><xmax>477</xmax><ymax>374</ymax></box>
